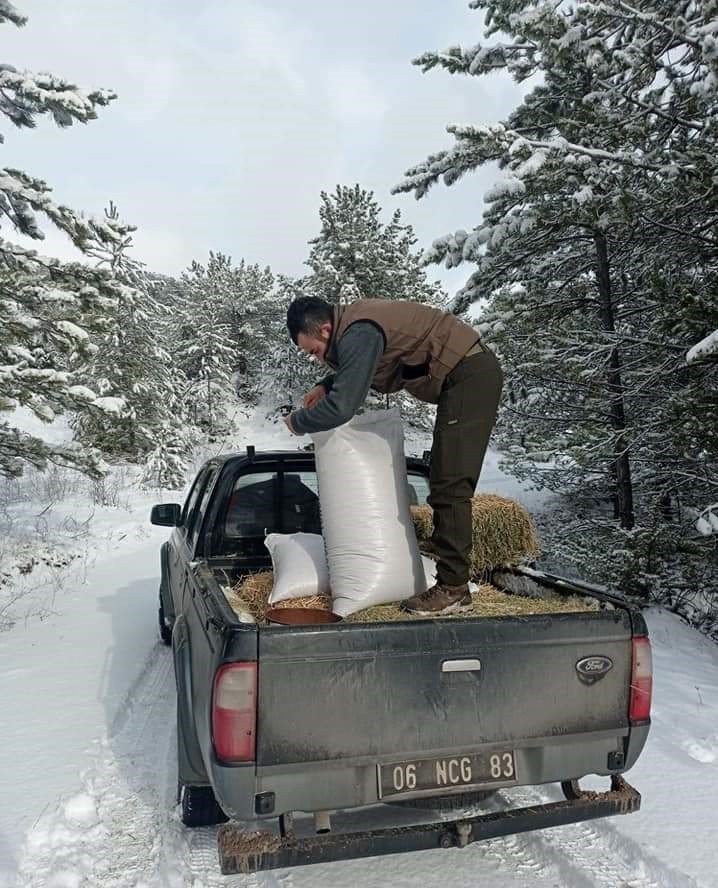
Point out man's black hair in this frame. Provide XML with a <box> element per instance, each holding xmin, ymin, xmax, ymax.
<box><xmin>286</xmin><ymin>296</ymin><xmax>333</xmax><ymax>345</ymax></box>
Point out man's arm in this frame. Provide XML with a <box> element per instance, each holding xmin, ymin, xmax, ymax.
<box><xmin>290</xmin><ymin>322</ymin><xmax>385</xmax><ymax>434</ymax></box>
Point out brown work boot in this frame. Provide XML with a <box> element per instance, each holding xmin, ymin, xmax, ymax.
<box><xmin>401</xmin><ymin>582</ymin><xmax>472</xmax><ymax>616</ymax></box>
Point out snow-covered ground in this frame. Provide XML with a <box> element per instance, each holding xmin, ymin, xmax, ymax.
<box><xmin>1</xmin><ymin>408</ymin><xmax>716</xmax><ymax>887</ymax></box>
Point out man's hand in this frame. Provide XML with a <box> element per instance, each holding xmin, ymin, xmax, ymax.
<box><xmin>303</xmin><ymin>385</ymin><xmax>327</xmax><ymax>409</ymax></box>
<box><xmin>283</xmin><ymin>413</ymin><xmax>303</xmax><ymax>435</ymax></box>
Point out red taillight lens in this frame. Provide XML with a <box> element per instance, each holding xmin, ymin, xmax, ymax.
<box><xmin>212</xmin><ymin>662</ymin><xmax>257</xmax><ymax>762</ymax></box>
<box><xmin>629</xmin><ymin>636</ymin><xmax>652</xmax><ymax>723</ymax></box>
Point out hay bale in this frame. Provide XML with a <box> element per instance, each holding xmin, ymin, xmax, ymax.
<box><xmin>410</xmin><ymin>494</ymin><xmax>539</xmax><ymax>577</ymax></box>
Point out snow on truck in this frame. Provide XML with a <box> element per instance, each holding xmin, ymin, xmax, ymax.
<box><xmin>150</xmin><ymin>446</ymin><xmax>651</xmax><ymax>875</ymax></box>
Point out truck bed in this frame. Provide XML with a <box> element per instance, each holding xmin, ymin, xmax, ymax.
<box><xmin>218</xmin><ymin>567</ymin><xmax>603</xmax><ymax>624</ymax></box>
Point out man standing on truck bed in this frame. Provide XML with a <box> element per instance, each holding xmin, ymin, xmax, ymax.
<box><xmin>284</xmin><ymin>296</ymin><xmax>503</xmax><ymax>615</ymax></box>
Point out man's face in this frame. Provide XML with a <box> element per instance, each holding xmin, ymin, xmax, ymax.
<box><xmin>297</xmin><ymin>322</ymin><xmax>332</xmax><ymax>364</ymax></box>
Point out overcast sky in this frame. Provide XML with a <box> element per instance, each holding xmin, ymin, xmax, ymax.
<box><xmin>3</xmin><ymin>0</ymin><xmax>527</xmax><ymax>297</ymax></box>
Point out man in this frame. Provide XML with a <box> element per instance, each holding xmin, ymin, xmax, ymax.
<box><xmin>284</xmin><ymin>296</ymin><xmax>503</xmax><ymax>615</ymax></box>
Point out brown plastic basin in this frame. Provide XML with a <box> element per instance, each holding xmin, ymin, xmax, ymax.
<box><xmin>265</xmin><ymin>607</ymin><xmax>342</xmax><ymax>626</ymax></box>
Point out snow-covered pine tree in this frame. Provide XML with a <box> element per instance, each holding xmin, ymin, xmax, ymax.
<box><xmin>0</xmin><ymin>3</ymin><xmax>141</xmax><ymax>478</ymax></box>
<box><xmin>172</xmin><ymin>255</ymin><xmax>237</xmax><ymax>436</ymax></box>
<box><xmin>301</xmin><ymin>185</ymin><xmax>446</xmax><ymax>429</ymax></box>
<box><xmin>394</xmin><ymin>0</ymin><xmax>718</xmax><ymax>600</ymax></box>
<box><xmin>218</xmin><ymin>258</ymin><xmax>279</xmax><ymax>403</ymax></box>
<box><xmin>69</xmin><ymin>203</ymin><xmax>192</xmax><ymax>486</ymax></box>
<box><xmin>261</xmin><ymin>275</ymin><xmax>319</xmax><ymax>411</ymax></box>
<box><xmin>305</xmin><ymin>184</ymin><xmax>445</xmax><ymax>307</ymax></box>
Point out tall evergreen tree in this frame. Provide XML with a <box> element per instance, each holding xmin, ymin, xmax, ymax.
<box><xmin>394</xmin><ymin>0</ymin><xmax>718</xmax><ymax>599</ymax></box>
<box><xmin>70</xmin><ymin>204</ymin><xmax>191</xmax><ymax>484</ymax></box>
<box><xmin>305</xmin><ymin>184</ymin><xmax>445</xmax><ymax>306</ymax></box>
<box><xmin>172</xmin><ymin>255</ymin><xmax>237</xmax><ymax>434</ymax></box>
<box><xmin>0</xmin><ymin>3</ymin><xmax>139</xmax><ymax>478</ymax></box>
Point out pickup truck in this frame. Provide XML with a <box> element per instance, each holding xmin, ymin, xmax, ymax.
<box><xmin>150</xmin><ymin>446</ymin><xmax>651</xmax><ymax>875</ymax></box>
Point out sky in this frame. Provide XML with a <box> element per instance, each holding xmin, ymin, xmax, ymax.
<box><xmin>2</xmin><ymin>0</ymin><xmax>528</xmax><ymax>298</ymax></box>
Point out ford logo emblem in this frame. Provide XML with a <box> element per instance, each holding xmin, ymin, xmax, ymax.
<box><xmin>575</xmin><ymin>655</ymin><xmax>614</xmax><ymax>685</ymax></box>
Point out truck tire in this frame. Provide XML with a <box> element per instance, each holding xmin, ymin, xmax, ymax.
<box><xmin>388</xmin><ymin>790</ymin><xmax>495</xmax><ymax>811</ymax></box>
<box><xmin>158</xmin><ymin>595</ymin><xmax>172</xmax><ymax>646</ymax></box>
<box><xmin>179</xmin><ymin>782</ymin><xmax>229</xmax><ymax>827</ymax></box>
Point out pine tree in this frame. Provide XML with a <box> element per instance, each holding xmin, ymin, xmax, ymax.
<box><xmin>305</xmin><ymin>184</ymin><xmax>445</xmax><ymax>306</ymax></box>
<box><xmin>394</xmin><ymin>0</ymin><xmax>718</xmax><ymax>600</ymax></box>
<box><xmin>69</xmin><ymin>204</ymin><xmax>191</xmax><ymax>484</ymax></box>
<box><xmin>172</xmin><ymin>256</ymin><xmax>237</xmax><ymax>435</ymax></box>
<box><xmin>0</xmin><ymin>3</ymin><xmax>141</xmax><ymax>478</ymax></box>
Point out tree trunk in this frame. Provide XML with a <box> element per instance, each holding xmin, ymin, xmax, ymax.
<box><xmin>594</xmin><ymin>231</ymin><xmax>635</xmax><ymax>530</ymax></box>
<box><xmin>207</xmin><ymin>374</ymin><xmax>213</xmax><ymax>434</ymax></box>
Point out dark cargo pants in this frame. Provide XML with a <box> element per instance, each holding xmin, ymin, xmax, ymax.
<box><xmin>428</xmin><ymin>347</ymin><xmax>503</xmax><ymax>586</ymax></box>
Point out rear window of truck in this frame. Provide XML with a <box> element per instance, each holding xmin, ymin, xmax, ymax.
<box><xmin>212</xmin><ymin>467</ymin><xmax>429</xmax><ymax>557</ymax></box>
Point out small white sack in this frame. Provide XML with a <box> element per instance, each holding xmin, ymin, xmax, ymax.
<box><xmin>312</xmin><ymin>409</ymin><xmax>426</xmax><ymax>617</ymax></box>
<box><xmin>265</xmin><ymin>532</ymin><xmax>330</xmax><ymax>604</ymax></box>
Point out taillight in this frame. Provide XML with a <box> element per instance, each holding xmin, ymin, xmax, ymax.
<box><xmin>629</xmin><ymin>636</ymin><xmax>652</xmax><ymax>723</ymax></box>
<box><xmin>212</xmin><ymin>662</ymin><xmax>257</xmax><ymax>762</ymax></box>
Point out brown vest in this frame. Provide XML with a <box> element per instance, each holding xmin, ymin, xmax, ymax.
<box><xmin>324</xmin><ymin>299</ymin><xmax>480</xmax><ymax>404</ymax></box>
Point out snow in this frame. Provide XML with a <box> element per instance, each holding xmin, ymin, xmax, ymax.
<box><xmin>92</xmin><ymin>396</ymin><xmax>126</xmax><ymax>415</ymax></box>
<box><xmin>1</xmin><ymin>408</ymin><xmax>717</xmax><ymax>887</ymax></box>
<box><xmin>55</xmin><ymin>321</ymin><xmax>89</xmax><ymax>341</ymax></box>
<box><xmin>686</xmin><ymin>329</ymin><xmax>718</xmax><ymax>364</ymax></box>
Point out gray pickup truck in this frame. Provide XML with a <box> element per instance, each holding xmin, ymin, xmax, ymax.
<box><xmin>150</xmin><ymin>446</ymin><xmax>651</xmax><ymax>875</ymax></box>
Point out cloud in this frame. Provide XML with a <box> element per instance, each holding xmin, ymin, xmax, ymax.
<box><xmin>2</xmin><ymin>1</ymin><xmax>530</xmax><ymax>297</ymax></box>
<box><xmin>325</xmin><ymin>63</ymin><xmax>389</xmax><ymax>126</ymax></box>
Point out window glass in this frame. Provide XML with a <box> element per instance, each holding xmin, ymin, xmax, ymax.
<box><xmin>225</xmin><ymin>472</ymin><xmax>278</xmax><ymax>539</ymax></box>
<box><xmin>407</xmin><ymin>472</ymin><xmax>430</xmax><ymax>506</ymax></box>
<box><xmin>223</xmin><ymin>470</ymin><xmax>321</xmax><ymax>539</ymax></box>
<box><xmin>180</xmin><ymin>468</ymin><xmax>209</xmax><ymax>536</ymax></box>
<box><xmin>189</xmin><ymin>468</ymin><xmax>219</xmax><ymax>549</ymax></box>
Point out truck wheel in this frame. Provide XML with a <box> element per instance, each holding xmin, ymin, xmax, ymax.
<box><xmin>179</xmin><ymin>782</ymin><xmax>229</xmax><ymax>827</ymax></box>
<box><xmin>158</xmin><ymin>595</ymin><xmax>172</xmax><ymax>646</ymax></box>
<box><xmin>388</xmin><ymin>790</ymin><xmax>495</xmax><ymax>811</ymax></box>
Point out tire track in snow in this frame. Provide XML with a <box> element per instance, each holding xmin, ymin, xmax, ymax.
<box><xmin>14</xmin><ymin>645</ymin><xmax>176</xmax><ymax>888</ymax></box>
<box><xmin>484</xmin><ymin>786</ymin><xmax>711</xmax><ymax>888</ymax></box>
<box><xmin>13</xmin><ymin>639</ymin><xmax>708</xmax><ymax>888</ymax></box>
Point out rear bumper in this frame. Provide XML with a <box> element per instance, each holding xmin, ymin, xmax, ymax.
<box><xmin>217</xmin><ymin>774</ymin><xmax>641</xmax><ymax>874</ymax></box>
<box><xmin>211</xmin><ymin>727</ymin><xmax>649</xmax><ymax>821</ymax></box>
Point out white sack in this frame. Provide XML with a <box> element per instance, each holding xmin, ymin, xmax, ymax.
<box><xmin>265</xmin><ymin>532</ymin><xmax>330</xmax><ymax>604</ymax></box>
<box><xmin>422</xmin><ymin>554</ymin><xmax>437</xmax><ymax>588</ymax></box>
<box><xmin>312</xmin><ymin>409</ymin><xmax>426</xmax><ymax>617</ymax></box>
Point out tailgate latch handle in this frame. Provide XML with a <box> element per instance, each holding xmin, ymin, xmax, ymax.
<box><xmin>442</xmin><ymin>659</ymin><xmax>481</xmax><ymax>673</ymax></box>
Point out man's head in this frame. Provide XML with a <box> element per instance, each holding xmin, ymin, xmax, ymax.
<box><xmin>287</xmin><ymin>296</ymin><xmax>334</xmax><ymax>363</ymax></box>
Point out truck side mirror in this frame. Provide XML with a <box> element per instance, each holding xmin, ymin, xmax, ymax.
<box><xmin>150</xmin><ymin>503</ymin><xmax>182</xmax><ymax>526</ymax></box>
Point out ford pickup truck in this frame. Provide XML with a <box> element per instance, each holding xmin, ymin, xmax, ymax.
<box><xmin>150</xmin><ymin>446</ymin><xmax>651</xmax><ymax>875</ymax></box>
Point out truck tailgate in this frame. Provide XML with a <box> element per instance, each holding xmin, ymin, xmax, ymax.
<box><xmin>256</xmin><ymin>609</ymin><xmax>633</xmax><ymax>766</ymax></box>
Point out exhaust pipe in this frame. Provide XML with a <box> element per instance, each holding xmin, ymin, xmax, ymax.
<box><xmin>314</xmin><ymin>810</ymin><xmax>332</xmax><ymax>834</ymax></box>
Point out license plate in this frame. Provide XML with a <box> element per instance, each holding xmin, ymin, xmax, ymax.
<box><xmin>378</xmin><ymin>750</ymin><xmax>517</xmax><ymax>799</ymax></box>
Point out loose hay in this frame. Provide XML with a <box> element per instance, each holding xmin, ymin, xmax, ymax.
<box><xmin>223</xmin><ymin>571</ymin><xmax>598</xmax><ymax>625</ymax></box>
<box><xmin>224</xmin><ymin>571</ymin><xmax>332</xmax><ymax>622</ymax></box>
<box><xmin>346</xmin><ymin>584</ymin><xmax>599</xmax><ymax>622</ymax></box>
<box><xmin>411</xmin><ymin>494</ymin><xmax>540</xmax><ymax>577</ymax></box>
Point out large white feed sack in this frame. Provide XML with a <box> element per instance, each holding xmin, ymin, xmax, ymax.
<box><xmin>311</xmin><ymin>409</ymin><xmax>426</xmax><ymax>617</ymax></box>
<box><xmin>265</xmin><ymin>532</ymin><xmax>330</xmax><ymax>604</ymax></box>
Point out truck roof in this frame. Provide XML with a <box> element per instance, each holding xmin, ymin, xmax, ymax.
<box><xmin>203</xmin><ymin>446</ymin><xmax>430</xmax><ymax>472</ymax></box>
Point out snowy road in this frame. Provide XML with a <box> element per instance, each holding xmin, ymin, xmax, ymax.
<box><xmin>12</xmin><ymin>633</ymin><xmax>707</xmax><ymax>888</ymax></box>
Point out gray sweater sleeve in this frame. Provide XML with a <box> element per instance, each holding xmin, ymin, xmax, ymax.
<box><xmin>291</xmin><ymin>322</ymin><xmax>385</xmax><ymax>434</ymax></box>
